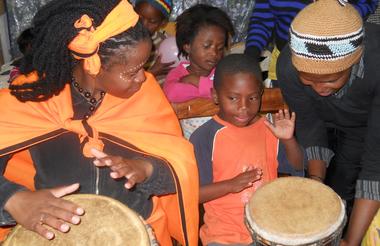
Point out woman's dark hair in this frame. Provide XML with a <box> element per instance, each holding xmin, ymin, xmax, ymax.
<box><xmin>175</xmin><ymin>4</ymin><xmax>234</xmax><ymax>58</ymax></box>
<box><xmin>10</xmin><ymin>0</ymin><xmax>150</xmax><ymax>102</ymax></box>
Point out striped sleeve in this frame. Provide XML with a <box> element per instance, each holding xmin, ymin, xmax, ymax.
<box><xmin>245</xmin><ymin>0</ymin><xmax>275</xmax><ymax>53</ymax></box>
<box><xmin>350</xmin><ymin>0</ymin><xmax>379</xmax><ymax>19</ymax></box>
<box><xmin>245</xmin><ymin>0</ymin><xmax>310</xmax><ymax>53</ymax></box>
<box><xmin>305</xmin><ymin>146</ymin><xmax>335</xmax><ymax>167</ymax></box>
<box><xmin>356</xmin><ymin>180</ymin><xmax>380</xmax><ymax>200</ymax></box>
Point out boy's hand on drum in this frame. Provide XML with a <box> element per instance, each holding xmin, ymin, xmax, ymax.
<box><xmin>179</xmin><ymin>74</ymin><xmax>200</xmax><ymax>87</ymax></box>
<box><xmin>228</xmin><ymin>167</ymin><xmax>263</xmax><ymax>193</ymax></box>
<box><xmin>264</xmin><ymin>109</ymin><xmax>296</xmax><ymax>140</ymax></box>
<box><xmin>91</xmin><ymin>148</ymin><xmax>153</xmax><ymax>189</ymax></box>
<box><xmin>149</xmin><ymin>55</ymin><xmax>175</xmax><ymax>77</ymax></box>
<box><xmin>4</xmin><ymin>183</ymin><xmax>84</xmax><ymax>240</ymax></box>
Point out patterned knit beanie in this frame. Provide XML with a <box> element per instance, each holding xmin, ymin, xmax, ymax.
<box><xmin>135</xmin><ymin>0</ymin><xmax>172</xmax><ymax>18</ymax></box>
<box><xmin>289</xmin><ymin>0</ymin><xmax>363</xmax><ymax>74</ymax></box>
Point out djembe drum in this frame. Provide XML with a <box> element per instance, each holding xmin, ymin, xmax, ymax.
<box><xmin>245</xmin><ymin>177</ymin><xmax>346</xmax><ymax>246</ymax></box>
<box><xmin>3</xmin><ymin>194</ymin><xmax>157</xmax><ymax>246</ymax></box>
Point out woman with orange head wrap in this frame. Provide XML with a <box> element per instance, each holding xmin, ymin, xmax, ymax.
<box><xmin>0</xmin><ymin>0</ymin><xmax>199</xmax><ymax>245</ymax></box>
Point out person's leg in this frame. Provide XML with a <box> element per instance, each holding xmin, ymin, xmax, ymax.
<box><xmin>325</xmin><ymin>129</ymin><xmax>364</xmax><ymax>213</ymax></box>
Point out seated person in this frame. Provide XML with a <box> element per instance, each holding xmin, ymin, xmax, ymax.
<box><xmin>163</xmin><ymin>4</ymin><xmax>234</xmax><ymax>103</ymax></box>
<box><xmin>0</xmin><ymin>0</ymin><xmax>198</xmax><ymax>245</ymax></box>
<box><xmin>190</xmin><ymin>54</ymin><xmax>304</xmax><ymax>245</ymax></box>
<box><xmin>134</xmin><ymin>0</ymin><xmax>174</xmax><ymax>81</ymax></box>
<box><xmin>163</xmin><ymin>4</ymin><xmax>234</xmax><ymax>138</ymax></box>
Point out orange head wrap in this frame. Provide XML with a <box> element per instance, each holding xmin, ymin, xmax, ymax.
<box><xmin>68</xmin><ymin>0</ymin><xmax>139</xmax><ymax>75</ymax></box>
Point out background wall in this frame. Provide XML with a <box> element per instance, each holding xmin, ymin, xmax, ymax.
<box><xmin>5</xmin><ymin>0</ymin><xmax>255</xmax><ymax>59</ymax></box>
<box><xmin>0</xmin><ymin>0</ymin><xmax>11</xmax><ymax>64</ymax></box>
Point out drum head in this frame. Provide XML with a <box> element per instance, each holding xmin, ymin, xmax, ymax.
<box><xmin>246</xmin><ymin>177</ymin><xmax>345</xmax><ymax>245</ymax></box>
<box><xmin>4</xmin><ymin>194</ymin><xmax>151</xmax><ymax>246</ymax></box>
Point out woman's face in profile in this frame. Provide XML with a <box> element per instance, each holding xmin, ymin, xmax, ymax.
<box><xmin>95</xmin><ymin>39</ymin><xmax>152</xmax><ymax>99</ymax></box>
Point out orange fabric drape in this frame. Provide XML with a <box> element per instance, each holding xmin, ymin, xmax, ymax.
<box><xmin>0</xmin><ymin>150</ymin><xmax>35</xmax><ymax>241</ymax></box>
<box><xmin>0</xmin><ymin>73</ymin><xmax>199</xmax><ymax>245</ymax></box>
<box><xmin>68</xmin><ymin>0</ymin><xmax>139</xmax><ymax>75</ymax></box>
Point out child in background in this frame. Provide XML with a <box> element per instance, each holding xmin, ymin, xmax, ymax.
<box><xmin>8</xmin><ymin>28</ymin><xmax>34</xmax><ymax>82</ymax></box>
<box><xmin>163</xmin><ymin>4</ymin><xmax>234</xmax><ymax>138</ymax></box>
<box><xmin>134</xmin><ymin>0</ymin><xmax>174</xmax><ymax>79</ymax></box>
<box><xmin>190</xmin><ymin>54</ymin><xmax>304</xmax><ymax>245</ymax></box>
<box><xmin>163</xmin><ymin>4</ymin><xmax>234</xmax><ymax>103</ymax></box>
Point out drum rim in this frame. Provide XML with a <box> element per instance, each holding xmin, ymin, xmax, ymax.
<box><xmin>245</xmin><ymin>177</ymin><xmax>346</xmax><ymax>245</ymax></box>
<box><xmin>3</xmin><ymin>194</ymin><xmax>151</xmax><ymax>246</ymax></box>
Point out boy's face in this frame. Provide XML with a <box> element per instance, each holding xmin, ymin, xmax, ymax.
<box><xmin>213</xmin><ymin>72</ymin><xmax>262</xmax><ymax>127</ymax></box>
<box><xmin>298</xmin><ymin>68</ymin><xmax>351</xmax><ymax>97</ymax></box>
<box><xmin>135</xmin><ymin>2</ymin><xmax>167</xmax><ymax>35</ymax></box>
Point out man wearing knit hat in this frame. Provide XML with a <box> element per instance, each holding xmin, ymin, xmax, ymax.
<box><xmin>277</xmin><ymin>0</ymin><xmax>380</xmax><ymax>244</ymax></box>
<box><xmin>135</xmin><ymin>0</ymin><xmax>174</xmax><ymax>79</ymax></box>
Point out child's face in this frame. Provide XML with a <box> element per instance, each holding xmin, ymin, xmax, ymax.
<box><xmin>95</xmin><ymin>39</ymin><xmax>152</xmax><ymax>99</ymax></box>
<box><xmin>213</xmin><ymin>72</ymin><xmax>262</xmax><ymax>127</ymax></box>
<box><xmin>135</xmin><ymin>2</ymin><xmax>167</xmax><ymax>35</ymax></box>
<box><xmin>298</xmin><ymin>68</ymin><xmax>351</xmax><ymax>97</ymax></box>
<box><xmin>184</xmin><ymin>25</ymin><xmax>225</xmax><ymax>75</ymax></box>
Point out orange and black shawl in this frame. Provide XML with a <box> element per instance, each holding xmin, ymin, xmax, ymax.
<box><xmin>0</xmin><ymin>73</ymin><xmax>199</xmax><ymax>245</ymax></box>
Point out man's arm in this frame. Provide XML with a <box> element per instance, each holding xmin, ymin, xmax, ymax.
<box><xmin>277</xmin><ymin>46</ymin><xmax>333</xmax><ymax>180</ymax></box>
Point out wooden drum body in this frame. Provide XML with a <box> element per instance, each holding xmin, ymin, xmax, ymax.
<box><xmin>4</xmin><ymin>194</ymin><xmax>157</xmax><ymax>246</ymax></box>
<box><xmin>245</xmin><ymin>177</ymin><xmax>346</xmax><ymax>246</ymax></box>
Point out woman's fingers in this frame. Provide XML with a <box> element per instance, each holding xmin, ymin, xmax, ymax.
<box><xmin>33</xmin><ymin>222</ymin><xmax>55</xmax><ymax>240</ymax></box>
<box><xmin>50</xmin><ymin>183</ymin><xmax>80</xmax><ymax>198</ymax></box>
<box><xmin>124</xmin><ymin>175</ymin><xmax>137</xmax><ymax>189</ymax></box>
<box><xmin>91</xmin><ymin>148</ymin><xmax>108</xmax><ymax>159</ymax></box>
<box><xmin>40</xmin><ymin>212</ymin><xmax>70</xmax><ymax>233</ymax></box>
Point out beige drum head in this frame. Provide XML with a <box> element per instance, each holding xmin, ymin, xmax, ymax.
<box><xmin>246</xmin><ymin>177</ymin><xmax>345</xmax><ymax>245</ymax></box>
<box><xmin>4</xmin><ymin>194</ymin><xmax>152</xmax><ymax>246</ymax></box>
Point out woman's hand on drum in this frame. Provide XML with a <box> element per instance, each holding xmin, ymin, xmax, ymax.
<box><xmin>91</xmin><ymin>148</ymin><xmax>153</xmax><ymax>189</ymax></box>
<box><xmin>264</xmin><ymin>109</ymin><xmax>296</xmax><ymax>140</ymax></box>
<box><xmin>227</xmin><ymin>167</ymin><xmax>263</xmax><ymax>193</ymax></box>
<box><xmin>4</xmin><ymin>183</ymin><xmax>84</xmax><ymax>240</ymax></box>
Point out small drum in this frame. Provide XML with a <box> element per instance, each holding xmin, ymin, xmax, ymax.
<box><xmin>245</xmin><ymin>177</ymin><xmax>346</xmax><ymax>246</ymax></box>
<box><xmin>3</xmin><ymin>194</ymin><xmax>157</xmax><ymax>246</ymax></box>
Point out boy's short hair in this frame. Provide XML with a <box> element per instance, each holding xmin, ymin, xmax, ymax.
<box><xmin>135</xmin><ymin>0</ymin><xmax>172</xmax><ymax>19</ymax></box>
<box><xmin>214</xmin><ymin>54</ymin><xmax>263</xmax><ymax>91</ymax></box>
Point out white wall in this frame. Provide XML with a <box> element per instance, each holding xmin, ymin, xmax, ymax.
<box><xmin>0</xmin><ymin>0</ymin><xmax>11</xmax><ymax>63</ymax></box>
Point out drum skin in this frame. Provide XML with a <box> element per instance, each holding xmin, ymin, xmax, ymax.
<box><xmin>3</xmin><ymin>194</ymin><xmax>154</xmax><ymax>246</ymax></box>
<box><xmin>245</xmin><ymin>177</ymin><xmax>346</xmax><ymax>245</ymax></box>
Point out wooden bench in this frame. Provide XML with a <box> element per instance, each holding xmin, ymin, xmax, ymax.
<box><xmin>172</xmin><ymin>88</ymin><xmax>287</xmax><ymax>120</ymax></box>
